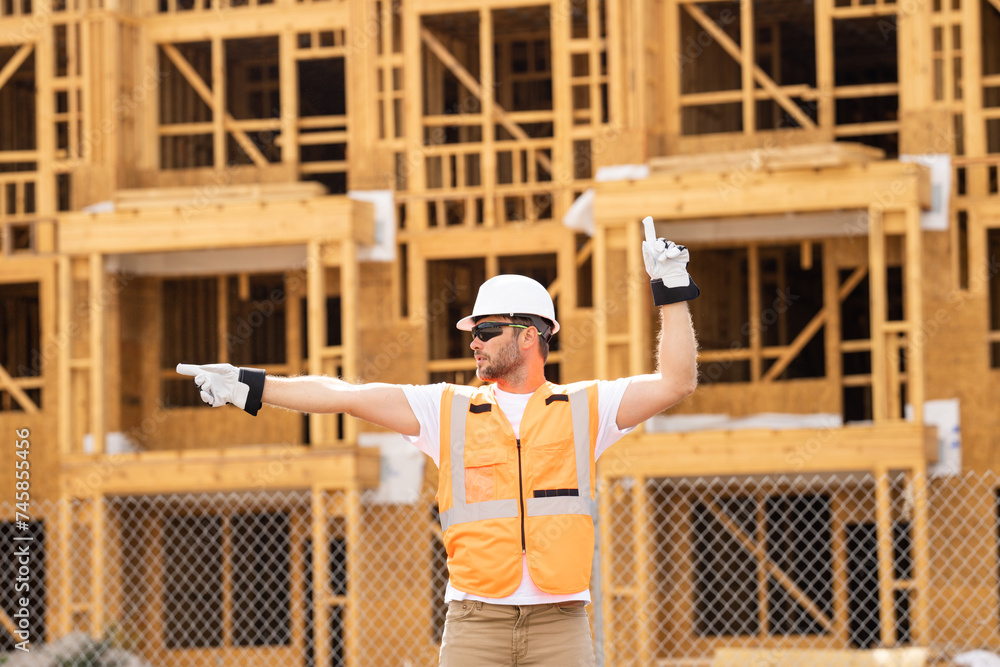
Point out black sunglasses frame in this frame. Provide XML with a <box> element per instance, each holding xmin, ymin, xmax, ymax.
<box><xmin>470</xmin><ymin>322</ymin><xmax>528</xmax><ymax>342</ymax></box>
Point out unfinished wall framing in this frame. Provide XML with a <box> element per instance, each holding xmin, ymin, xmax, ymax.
<box><xmin>2</xmin><ymin>0</ymin><xmax>1000</xmax><ymax>664</ymax></box>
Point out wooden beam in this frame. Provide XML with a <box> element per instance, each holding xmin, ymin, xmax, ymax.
<box><xmin>59</xmin><ymin>196</ymin><xmax>372</xmax><ymax>254</ymax></box>
<box><xmin>419</xmin><ymin>26</ymin><xmax>553</xmax><ymax>174</ymax></box>
<box><xmin>0</xmin><ymin>44</ymin><xmax>33</xmax><ymax>92</ymax></box>
<box><xmin>604</xmin><ymin>422</ymin><xmax>930</xmax><ymax>478</ymax></box>
<box><xmin>159</xmin><ymin>43</ymin><xmax>268</xmax><ymax>167</ymax></box>
<box><xmin>60</xmin><ymin>447</ymin><xmax>380</xmax><ymax>494</ymax></box>
<box><xmin>683</xmin><ymin>3</ymin><xmax>817</xmax><ymax>130</ymax></box>
<box><xmin>595</xmin><ymin>161</ymin><xmax>929</xmax><ymax>222</ymax></box>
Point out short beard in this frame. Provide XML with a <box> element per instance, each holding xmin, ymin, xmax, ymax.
<box><xmin>476</xmin><ymin>334</ymin><xmax>524</xmax><ymax>384</ymax></box>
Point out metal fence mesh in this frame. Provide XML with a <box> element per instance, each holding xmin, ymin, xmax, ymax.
<box><xmin>3</xmin><ymin>471</ymin><xmax>1000</xmax><ymax>666</ymax></box>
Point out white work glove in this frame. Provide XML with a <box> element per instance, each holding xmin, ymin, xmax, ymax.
<box><xmin>641</xmin><ymin>216</ymin><xmax>700</xmax><ymax>305</ymax></box>
<box><xmin>176</xmin><ymin>363</ymin><xmax>265</xmax><ymax>416</ymax></box>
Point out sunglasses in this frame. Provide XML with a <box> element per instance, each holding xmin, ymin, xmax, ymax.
<box><xmin>470</xmin><ymin>322</ymin><xmax>528</xmax><ymax>342</ymax></box>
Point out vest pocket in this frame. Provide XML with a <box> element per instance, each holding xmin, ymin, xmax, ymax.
<box><xmin>464</xmin><ymin>447</ymin><xmax>507</xmax><ymax>503</ymax></box>
<box><xmin>529</xmin><ymin>437</ymin><xmax>579</xmax><ymax>491</ymax></box>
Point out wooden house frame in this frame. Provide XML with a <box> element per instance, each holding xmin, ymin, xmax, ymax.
<box><xmin>2</xmin><ymin>0</ymin><xmax>1000</xmax><ymax>664</ymax></box>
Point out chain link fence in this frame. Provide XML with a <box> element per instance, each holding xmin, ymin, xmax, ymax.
<box><xmin>2</xmin><ymin>471</ymin><xmax>1000</xmax><ymax>666</ymax></box>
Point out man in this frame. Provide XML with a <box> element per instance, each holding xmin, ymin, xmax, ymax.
<box><xmin>177</xmin><ymin>226</ymin><xmax>699</xmax><ymax>666</ymax></box>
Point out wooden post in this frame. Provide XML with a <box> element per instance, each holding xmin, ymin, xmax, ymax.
<box><xmin>311</xmin><ymin>486</ymin><xmax>330</xmax><ymax>667</ymax></box>
<box><xmin>89</xmin><ymin>253</ymin><xmax>106</xmax><ymax>455</ymax></box>
<box><xmin>633</xmin><ymin>478</ymin><xmax>651</xmax><ymax>667</ymax></box>
<box><xmin>402</xmin><ymin>0</ymin><xmax>427</xmax><ymax>229</ymax></box>
<box><xmin>814</xmin><ymin>0</ymin><xmax>834</xmax><ymax>134</ymax></box>
<box><xmin>280</xmin><ymin>27</ymin><xmax>300</xmax><ymax>174</ymax></box>
<box><xmin>341</xmin><ymin>241</ymin><xmax>358</xmax><ymax>444</ymax></box>
<box><xmin>480</xmin><ymin>7</ymin><xmax>497</xmax><ymax>227</ymax></box>
<box><xmin>909</xmin><ymin>467</ymin><xmax>931</xmax><ymax>644</ymax></box>
<box><xmin>597</xmin><ymin>472</ymin><xmax>613</xmax><ymax>666</ymax></box>
<box><xmin>211</xmin><ymin>36</ymin><xmax>226</xmax><ymax>170</ymax></box>
<box><xmin>740</xmin><ymin>0</ymin><xmax>755</xmax><ymax>135</ymax></box>
<box><xmin>867</xmin><ymin>207</ymin><xmax>888</xmax><ymax>422</ymax></box>
<box><xmin>307</xmin><ymin>241</ymin><xmax>326</xmax><ymax>445</ymax></box>
<box><xmin>822</xmin><ymin>241</ymin><xmax>843</xmax><ymax>414</ymax></box>
<box><xmin>662</xmin><ymin>0</ymin><xmax>681</xmax><ymax>149</ymax></box>
<box><xmin>345</xmin><ymin>486</ymin><xmax>361</xmax><ymax>667</ymax></box>
<box><xmin>904</xmin><ymin>205</ymin><xmax>925</xmax><ymax>424</ymax></box>
<box><xmin>55</xmin><ymin>494</ymin><xmax>73</xmax><ymax>636</ymax></box>
<box><xmin>594</xmin><ymin>222</ymin><xmax>609</xmax><ymax>379</ymax></box>
<box><xmin>91</xmin><ymin>494</ymin><xmax>105</xmax><ymax>640</ymax></box>
<box><xmin>874</xmin><ymin>467</ymin><xmax>896</xmax><ymax>646</ymax></box>
<box><xmin>550</xmin><ymin>0</ymin><xmax>572</xmax><ymax>219</ymax></box>
<box><xmin>59</xmin><ymin>256</ymin><xmax>73</xmax><ymax>455</ymax></box>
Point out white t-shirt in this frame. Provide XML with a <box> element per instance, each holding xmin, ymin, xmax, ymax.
<box><xmin>401</xmin><ymin>379</ymin><xmax>635</xmax><ymax>605</ymax></box>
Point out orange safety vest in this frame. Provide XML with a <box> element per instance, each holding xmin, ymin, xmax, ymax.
<box><xmin>437</xmin><ymin>381</ymin><xmax>600</xmax><ymax>598</ymax></box>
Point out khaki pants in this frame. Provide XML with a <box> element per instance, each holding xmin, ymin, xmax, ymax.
<box><xmin>438</xmin><ymin>600</ymin><xmax>597</xmax><ymax>667</ymax></box>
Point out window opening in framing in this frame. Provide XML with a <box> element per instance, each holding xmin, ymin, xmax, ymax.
<box><xmin>833</xmin><ymin>17</ymin><xmax>900</xmax><ymax>156</ymax></box>
<box><xmin>0</xmin><ymin>282</ymin><xmax>41</xmax><ymax>412</ymax></box>
<box><xmin>690</xmin><ymin>247</ymin><xmax>750</xmax><ymax>383</ymax></box>
<box><xmin>0</xmin><ymin>47</ymin><xmax>36</xmax><ymax>154</ymax></box>
<box><xmin>226</xmin><ymin>37</ymin><xmax>281</xmax><ymax>165</ymax></box>
<box><xmin>988</xmin><ymin>228</ymin><xmax>1000</xmax><ymax>367</ymax></box>
<box><xmin>160</xmin><ymin>277</ymin><xmax>219</xmax><ymax>407</ymax></box>
<box><xmin>679</xmin><ymin>1</ymin><xmax>742</xmax><ymax>136</ymax></box>
<box><xmin>158</xmin><ymin>42</ymin><xmax>214</xmax><ymax>169</ymax></box>
<box><xmin>753</xmin><ymin>1</ymin><xmax>817</xmax><ymax>131</ymax></box>
<box><xmin>427</xmin><ymin>258</ymin><xmax>485</xmax><ymax>378</ymax></box>
<box><xmin>226</xmin><ymin>273</ymin><xmax>287</xmax><ymax>366</ymax></box>
<box><xmin>298</xmin><ymin>57</ymin><xmax>348</xmax><ymax>194</ymax></box>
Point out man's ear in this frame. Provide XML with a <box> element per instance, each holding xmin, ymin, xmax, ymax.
<box><xmin>520</xmin><ymin>326</ymin><xmax>537</xmax><ymax>350</ymax></box>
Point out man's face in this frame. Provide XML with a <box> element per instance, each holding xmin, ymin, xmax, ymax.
<box><xmin>469</xmin><ymin>317</ymin><xmax>525</xmax><ymax>383</ymax></box>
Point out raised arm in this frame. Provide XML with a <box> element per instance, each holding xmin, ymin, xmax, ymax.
<box><xmin>616</xmin><ymin>302</ymin><xmax>698</xmax><ymax>429</ymax></box>
<box><xmin>177</xmin><ymin>363</ymin><xmax>419</xmax><ymax>437</ymax></box>
<box><xmin>615</xmin><ymin>217</ymin><xmax>700</xmax><ymax>430</ymax></box>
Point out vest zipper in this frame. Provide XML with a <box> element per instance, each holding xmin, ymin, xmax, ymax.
<box><xmin>516</xmin><ymin>438</ymin><xmax>526</xmax><ymax>553</ymax></box>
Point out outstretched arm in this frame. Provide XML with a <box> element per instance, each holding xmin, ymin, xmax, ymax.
<box><xmin>264</xmin><ymin>375</ymin><xmax>419</xmax><ymax>436</ymax></box>
<box><xmin>177</xmin><ymin>363</ymin><xmax>419</xmax><ymax>436</ymax></box>
<box><xmin>614</xmin><ymin>217</ymin><xmax>700</xmax><ymax>430</ymax></box>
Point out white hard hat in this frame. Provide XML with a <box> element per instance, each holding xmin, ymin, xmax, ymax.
<box><xmin>456</xmin><ymin>274</ymin><xmax>560</xmax><ymax>335</ymax></box>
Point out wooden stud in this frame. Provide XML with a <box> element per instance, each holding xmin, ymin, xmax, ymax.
<box><xmin>874</xmin><ymin>467</ymin><xmax>896</xmax><ymax>646</ymax></box>
<box><xmin>307</xmin><ymin>241</ymin><xmax>326</xmax><ymax>445</ymax></box>
<box><xmin>867</xmin><ymin>207</ymin><xmax>888</xmax><ymax>422</ymax></box>
<box><xmin>89</xmin><ymin>253</ymin><xmax>105</xmax><ymax>455</ymax></box>
<box><xmin>909</xmin><ymin>467</ymin><xmax>931</xmax><ymax>644</ymax></box>
<box><xmin>90</xmin><ymin>494</ymin><xmax>105</xmax><ymax>640</ymax></box>
<box><xmin>311</xmin><ymin>487</ymin><xmax>330</xmax><ymax>667</ymax></box>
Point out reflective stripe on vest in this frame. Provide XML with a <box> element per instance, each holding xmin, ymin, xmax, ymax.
<box><xmin>438</xmin><ymin>385</ymin><xmax>593</xmax><ymax>532</ymax></box>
